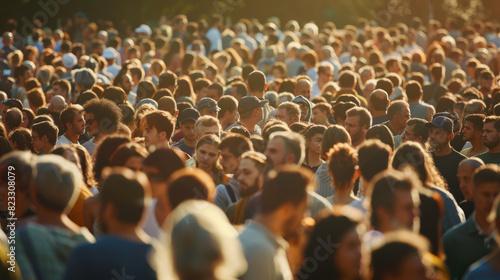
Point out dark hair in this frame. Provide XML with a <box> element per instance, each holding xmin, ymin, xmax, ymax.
<box><xmin>346</xmin><ymin>107</ymin><xmax>372</xmax><ymax>129</ymax></box>
<box><xmin>321</xmin><ymin>125</ymin><xmax>351</xmax><ymax>159</ymax></box>
<box><xmin>136</xmin><ymin>80</ymin><xmax>157</xmax><ymax>104</ymax></box>
<box><xmin>208</xmin><ymin>83</ymin><xmax>224</xmax><ymax>98</ymax></box>
<box><xmin>100</xmin><ymin>168</ymin><xmax>150</xmax><ymax>224</ymax></box>
<box><xmin>260</xmin><ymin>165</ymin><xmax>311</xmax><ymax>214</ymax></box>
<box><xmin>357</xmin><ymin>139</ymin><xmax>392</xmax><ymax>182</ymax></box>
<box><xmin>332</xmin><ymin>102</ymin><xmax>357</xmax><ymax>123</ymax></box>
<box><xmin>32</xmin><ymin>121</ymin><xmax>58</xmax><ymax>146</ymax></box>
<box><xmin>5</xmin><ymin>108</ymin><xmax>22</xmax><ymax>131</ymax></box>
<box><xmin>219</xmin><ymin>134</ymin><xmax>253</xmax><ymax>157</ymax></box>
<box><xmin>327</xmin><ymin>143</ymin><xmax>358</xmax><ymax>188</ymax></box>
<box><xmin>338</xmin><ymin>70</ymin><xmax>356</xmax><ymax>88</ymax></box>
<box><xmin>8</xmin><ymin>128</ymin><xmax>35</xmax><ymax>152</ymax></box>
<box><xmin>83</xmin><ymin>98</ymin><xmax>123</xmax><ymax>134</ymax></box>
<box><xmin>406</xmin><ymin>118</ymin><xmax>429</xmax><ymax>142</ymax></box>
<box><xmin>193</xmin><ymin>78</ymin><xmax>211</xmax><ymax>92</ymax></box>
<box><xmin>158</xmin><ymin>70</ymin><xmax>178</xmax><ymax>90</ymax></box>
<box><xmin>231</xmin><ymin>81</ymin><xmax>248</xmax><ymax>98</ymax></box>
<box><xmin>142</xmin><ymin>110</ymin><xmax>176</xmax><ymax>141</ymax></box>
<box><xmin>484</xmin><ymin>116</ymin><xmax>500</xmax><ymax>132</ymax></box>
<box><xmin>166</xmin><ymin>168</ymin><xmax>215</xmax><ymax>209</ymax></box>
<box><xmin>59</xmin><ymin>104</ymin><xmax>83</xmax><ymax>131</ymax></box>
<box><xmin>366</xmin><ymin>125</ymin><xmax>395</xmax><ymax>151</ymax></box>
<box><xmin>248</xmin><ymin>70</ymin><xmax>266</xmax><ymax>92</ymax></box>
<box><xmin>110</xmin><ymin>142</ymin><xmax>149</xmax><ymax>167</ymax></box>
<box><xmin>74</xmin><ymin>144</ymin><xmax>96</xmax><ymax>187</ymax></box>
<box><xmin>102</xmin><ymin>86</ymin><xmax>127</xmax><ymax>105</ymax></box>
<box><xmin>93</xmin><ymin>135</ymin><xmax>131</xmax><ymax>182</ymax></box>
<box><xmin>217</xmin><ymin>95</ymin><xmax>237</xmax><ymax>120</ymax></box>
<box><xmin>474</xmin><ymin>164</ymin><xmax>500</xmax><ymax>188</ymax></box>
<box><xmin>143</xmin><ymin>148</ymin><xmax>186</xmax><ymax>182</ymax></box>
<box><xmin>21</xmin><ymin>108</ymin><xmax>35</xmax><ymax>129</ymax></box>
<box><xmin>76</xmin><ymin>90</ymin><xmax>98</xmax><ymax>106</ymax></box>
<box><xmin>375</xmin><ymin>78</ymin><xmax>394</xmax><ymax>96</ymax></box>
<box><xmin>369</xmin><ymin>90</ymin><xmax>389</xmax><ymax>111</ymax></box>
<box><xmin>405</xmin><ymin>81</ymin><xmax>422</xmax><ymax>100</ymax></box>
<box><xmin>464</xmin><ymin>114</ymin><xmax>485</xmax><ymax>132</ymax></box>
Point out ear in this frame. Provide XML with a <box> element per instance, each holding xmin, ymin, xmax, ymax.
<box><xmin>160</xmin><ymin>131</ymin><xmax>167</xmax><ymax>140</ymax></box>
<box><xmin>354</xmin><ymin>167</ymin><xmax>361</xmax><ymax>180</ymax></box>
<box><xmin>450</xmin><ymin>132</ymin><xmax>455</xmax><ymax>140</ymax></box>
<box><xmin>174</xmin><ymin>110</ymin><xmax>179</xmax><ymax>118</ymax></box>
<box><xmin>264</xmin><ymin>83</ymin><xmax>268</xmax><ymax>90</ymax></box>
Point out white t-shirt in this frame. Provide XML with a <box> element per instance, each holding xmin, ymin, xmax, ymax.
<box><xmin>56</xmin><ymin>134</ymin><xmax>78</xmax><ymax>146</ymax></box>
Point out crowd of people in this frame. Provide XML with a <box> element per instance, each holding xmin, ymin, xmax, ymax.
<box><xmin>0</xmin><ymin>11</ymin><xmax>499</xmax><ymax>280</ymax></box>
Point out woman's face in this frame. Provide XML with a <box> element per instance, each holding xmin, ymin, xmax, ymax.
<box><xmin>334</xmin><ymin>229</ymin><xmax>361</xmax><ymax>280</ymax></box>
<box><xmin>196</xmin><ymin>144</ymin><xmax>219</xmax><ymax>172</ymax></box>
<box><xmin>308</xmin><ymin>133</ymin><xmax>323</xmax><ymax>155</ymax></box>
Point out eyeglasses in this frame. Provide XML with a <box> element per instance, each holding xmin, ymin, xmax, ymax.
<box><xmin>86</xmin><ymin>118</ymin><xmax>95</xmax><ymax>125</ymax></box>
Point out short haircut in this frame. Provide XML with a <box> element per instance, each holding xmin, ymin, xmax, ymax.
<box><xmin>195</xmin><ymin>115</ymin><xmax>222</xmax><ymax>136</ymax></box>
<box><xmin>143</xmin><ymin>148</ymin><xmax>186</xmax><ymax>182</ymax></box>
<box><xmin>375</xmin><ymin>78</ymin><xmax>394</xmax><ymax>96</ymax></box>
<box><xmin>327</xmin><ymin>143</ymin><xmax>358</xmax><ymax>186</ymax></box>
<box><xmin>346</xmin><ymin>107</ymin><xmax>372</xmax><ymax>129</ymax></box>
<box><xmin>369</xmin><ymin>170</ymin><xmax>418</xmax><ymax>229</ymax></box>
<box><xmin>313</xmin><ymin>102</ymin><xmax>331</xmax><ymax>115</ymax></box>
<box><xmin>430</xmin><ymin>63</ymin><xmax>444</xmax><ymax>80</ymax></box>
<box><xmin>193</xmin><ymin>78</ymin><xmax>211</xmax><ymax>92</ymax></box>
<box><xmin>129</xmin><ymin>66</ymin><xmax>145</xmax><ymax>81</ymax></box>
<box><xmin>277</xmin><ymin>102</ymin><xmax>301</xmax><ymax>121</ymax></box>
<box><xmin>387</xmin><ymin>100</ymin><xmax>409</xmax><ymax>120</ymax></box>
<box><xmin>59</xmin><ymin>104</ymin><xmax>83</xmax><ymax>131</ymax></box>
<box><xmin>166</xmin><ymin>168</ymin><xmax>215</xmax><ymax>209</ymax></box>
<box><xmin>231</xmin><ymin>81</ymin><xmax>248</xmax><ymax>98</ymax></box>
<box><xmin>369</xmin><ymin>90</ymin><xmax>389</xmax><ymax>111</ymax></box>
<box><xmin>338</xmin><ymin>70</ymin><xmax>356</xmax><ymax>88</ymax></box>
<box><xmin>484</xmin><ymin>116</ymin><xmax>500</xmax><ymax>132</ymax></box>
<box><xmin>110</xmin><ymin>142</ymin><xmax>149</xmax><ymax>166</ymax></box>
<box><xmin>26</xmin><ymin>88</ymin><xmax>46</xmax><ymax>109</ymax></box>
<box><xmin>269</xmin><ymin>131</ymin><xmax>305</xmax><ymax>165</ymax></box>
<box><xmin>100</xmin><ymin>167</ymin><xmax>151</xmax><ymax>224</ymax></box>
<box><xmin>248</xmin><ymin>70</ymin><xmax>266</xmax><ymax>92</ymax></box>
<box><xmin>73</xmin><ymin>68</ymin><xmax>97</xmax><ymax>90</ymax></box>
<box><xmin>406</xmin><ymin>118</ymin><xmax>429</xmax><ymax>142</ymax></box>
<box><xmin>217</xmin><ymin>95</ymin><xmax>238</xmax><ymax>119</ymax></box>
<box><xmin>219</xmin><ymin>134</ymin><xmax>253</xmax><ymax>157</ymax></box>
<box><xmin>464</xmin><ymin>114</ymin><xmax>486</xmax><ymax>132</ymax></box>
<box><xmin>35</xmin><ymin>155</ymin><xmax>82</xmax><ymax>212</ymax></box>
<box><xmin>241</xmin><ymin>150</ymin><xmax>266</xmax><ymax>170</ymax></box>
<box><xmin>32</xmin><ymin>121</ymin><xmax>59</xmax><ymax>146</ymax></box>
<box><xmin>8</xmin><ymin>128</ymin><xmax>34</xmax><ymax>152</ymax></box>
<box><xmin>158</xmin><ymin>70</ymin><xmax>178</xmax><ymax>89</ymax></box>
<box><xmin>474</xmin><ymin>164</ymin><xmax>500</xmax><ymax>188</ymax></box>
<box><xmin>405</xmin><ymin>80</ymin><xmax>422</xmax><ymax>100</ymax></box>
<box><xmin>83</xmin><ymin>98</ymin><xmax>123</xmax><ymax>134</ymax></box>
<box><xmin>102</xmin><ymin>86</ymin><xmax>126</xmax><ymax>105</ymax></box>
<box><xmin>208</xmin><ymin>83</ymin><xmax>224</xmax><ymax>98</ymax></box>
<box><xmin>142</xmin><ymin>110</ymin><xmax>176</xmax><ymax>140</ymax></box>
<box><xmin>260</xmin><ymin>165</ymin><xmax>311</xmax><ymax>214</ymax></box>
<box><xmin>5</xmin><ymin>108</ymin><xmax>22</xmax><ymax>131</ymax></box>
<box><xmin>322</xmin><ymin>125</ymin><xmax>351</xmax><ymax>158</ymax></box>
<box><xmin>366</xmin><ymin>125</ymin><xmax>395</xmax><ymax>151</ymax></box>
<box><xmin>357</xmin><ymin>139</ymin><xmax>392</xmax><ymax>182</ymax></box>
<box><xmin>52</xmin><ymin>79</ymin><xmax>71</xmax><ymax>94</ymax></box>
<box><xmin>158</xmin><ymin>96</ymin><xmax>177</xmax><ymax>116</ymax></box>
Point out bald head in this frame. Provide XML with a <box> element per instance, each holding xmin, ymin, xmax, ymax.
<box><xmin>369</xmin><ymin>89</ymin><xmax>390</xmax><ymax>112</ymax></box>
<box><xmin>49</xmin><ymin>95</ymin><xmax>68</xmax><ymax>113</ymax></box>
<box><xmin>459</xmin><ymin>157</ymin><xmax>484</xmax><ymax>170</ymax></box>
<box><xmin>457</xmin><ymin>157</ymin><xmax>485</xmax><ymax>201</ymax></box>
<box><xmin>295</xmin><ymin>79</ymin><xmax>312</xmax><ymax>99</ymax></box>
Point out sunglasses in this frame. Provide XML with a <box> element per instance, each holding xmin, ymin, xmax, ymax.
<box><xmin>86</xmin><ymin>118</ymin><xmax>96</xmax><ymax>125</ymax></box>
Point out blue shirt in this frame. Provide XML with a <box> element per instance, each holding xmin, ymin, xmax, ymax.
<box><xmin>172</xmin><ymin>138</ymin><xmax>195</xmax><ymax>156</ymax></box>
<box><xmin>63</xmin><ymin>236</ymin><xmax>160</xmax><ymax>280</ymax></box>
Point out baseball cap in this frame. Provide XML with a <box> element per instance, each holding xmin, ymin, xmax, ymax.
<box><xmin>2</xmin><ymin>98</ymin><xmax>23</xmax><ymax>110</ymax></box>
<box><xmin>135</xmin><ymin>98</ymin><xmax>158</xmax><ymax>110</ymax></box>
<box><xmin>62</xmin><ymin>53</ymin><xmax>77</xmax><ymax>69</ymax></box>
<box><xmin>179</xmin><ymin>108</ymin><xmax>200</xmax><ymax>124</ymax></box>
<box><xmin>238</xmin><ymin>96</ymin><xmax>268</xmax><ymax>116</ymax></box>
<box><xmin>426</xmin><ymin>116</ymin><xmax>453</xmax><ymax>134</ymax></box>
<box><xmin>135</xmin><ymin>24</ymin><xmax>152</xmax><ymax>36</ymax></box>
<box><xmin>102</xmin><ymin>48</ymin><xmax>116</xmax><ymax>59</ymax></box>
<box><xmin>197</xmin><ymin>97</ymin><xmax>220</xmax><ymax>112</ymax></box>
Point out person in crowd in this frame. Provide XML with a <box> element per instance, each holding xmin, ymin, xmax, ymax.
<box><xmin>461</xmin><ymin>114</ymin><xmax>487</xmax><ymax>157</ymax></box>
<box><xmin>302</xmin><ymin>125</ymin><xmax>326</xmax><ymax>172</ymax></box>
<box><xmin>457</xmin><ymin>157</ymin><xmax>485</xmax><ymax>218</ymax></box>
<box><xmin>142</xmin><ymin>110</ymin><xmax>176</xmax><ymax>150</ymax></box>
<box><xmin>477</xmin><ymin>116</ymin><xmax>500</xmax><ymax>164</ymax></box>
<box><xmin>226</xmin><ymin>96</ymin><xmax>267</xmax><ymax>135</ymax></box>
<box><xmin>369</xmin><ymin>89</ymin><xmax>389</xmax><ymax>125</ymax></box>
<box><xmin>191</xmin><ymin>134</ymin><xmax>224</xmax><ymax>185</ymax></box>
<box><xmin>172</xmin><ymin>108</ymin><xmax>200</xmax><ymax>156</ymax></box>
<box><xmin>345</xmin><ymin>107</ymin><xmax>372</xmax><ymax>148</ymax></box>
<box><xmin>402</xmin><ymin>118</ymin><xmax>430</xmax><ymax>148</ymax></box>
<box><xmin>32</xmin><ymin>120</ymin><xmax>58</xmax><ymax>155</ymax></box>
<box><xmin>57</xmin><ymin>104</ymin><xmax>85</xmax><ymax>146</ymax></box>
<box><xmin>383</xmin><ymin>100</ymin><xmax>411</xmax><ymax>148</ymax></box>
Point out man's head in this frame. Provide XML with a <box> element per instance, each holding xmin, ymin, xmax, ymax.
<box><xmin>345</xmin><ymin>107</ymin><xmax>372</xmax><ymax>145</ymax></box>
<box><xmin>430</xmin><ymin>63</ymin><xmax>444</xmax><ymax>83</ymax></box>
<box><xmin>295</xmin><ymin>78</ymin><xmax>312</xmax><ymax>99</ymax></box>
<box><xmin>236</xmin><ymin>151</ymin><xmax>266</xmax><ymax>197</ymax></box>
<box><xmin>473</xmin><ymin>165</ymin><xmax>500</xmax><ymax>220</ymax></box>
<box><xmin>483</xmin><ymin>116</ymin><xmax>500</xmax><ymax>150</ymax></box>
<box><xmin>259</xmin><ymin>165</ymin><xmax>311</xmax><ymax>237</ymax></box>
<box><xmin>402</xmin><ymin>118</ymin><xmax>429</xmax><ymax>145</ymax></box>
<box><xmin>457</xmin><ymin>158</ymin><xmax>484</xmax><ymax>201</ymax></box>
<box><xmin>275</xmin><ymin>102</ymin><xmax>301</xmax><ymax>126</ymax></box>
<box><xmin>142</xmin><ymin>110</ymin><xmax>176</xmax><ymax>149</ymax></box>
<box><xmin>4</xmin><ymin>107</ymin><xmax>22</xmax><ymax>132</ymax></box>
<box><xmin>166</xmin><ymin>168</ymin><xmax>216</xmax><ymax>209</ymax></box>
<box><xmin>33</xmin><ymin>155</ymin><xmax>82</xmax><ymax>213</ymax></box>
<box><xmin>52</xmin><ymin>79</ymin><xmax>71</xmax><ymax>102</ymax></box>
<box><xmin>317</xmin><ymin>62</ymin><xmax>334</xmax><ymax>84</ymax></box>
<box><xmin>405</xmin><ymin>81</ymin><xmax>423</xmax><ymax>102</ymax></box>
<box><xmin>178</xmin><ymin>108</ymin><xmax>200</xmax><ymax>143</ymax></box>
<box><xmin>207</xmin><ymin>83</ymin><xmax>223</xmax><ymax>101</ymax></box>
<box><xmin>369</xmin><ymin>89</ymin><xmax>389</xmax><ymax>114</ymax></box>
<box><xmin>462</xmin><ymin>114</ymin><xmax>485</xmax><ymax>142</ymax></box>
<box><xmin>265</xmin><ymin>131</ymin><xmax>305</xmax><ymax>167</ymax></box>
<box><xmin>387</xmin><ymin>100</ymin><xmax>411</xmax><ymax>131</ymax></box>
<box><xmin>312</xmin><ymin>102</ymin><xmax>331</xmax><ymax>125</ymax></box>
<box><xmin>426</xmin><ymin>116</ymin><xmax>454</xmax><ymax>151</ymax></box>
<box><xmin>219</xmin><ymin>134</ymin><xmax>253</xmax><ymax>174</ymax></box>
<box><xmin>195</xmin><ymin>115</ymin><xmax>222</xmax><ymax>139</ymax></box>
<box><xmin>60</xmin><ymin>104</ymin><xmax>85</xmax><ymax>136</ymax></box>
<box><xmin>357</xmin><ymin>139</ymin><xmax>392</xmax><ymax>184</ymax></box>
<box><xmin>83</xmin><ymin>98</ymin><xmax>123</xmax><ymax>138</ymax></box>
<box><xmin>369</xmin><ymin>170</ymin><xmax>420</xmax><ymax>232</ymax></box>
<box><xmin>338</xmin><ymin>70</ymin><xmax>357</xmax><ymax>89</ymax></box>
<box><xmin>32</xmin><ymin>121</ymin><xmax>59</xmax><ymax>154</ymax></box>
<box><xmin>238</xmin><ymin>96</ymin><xmax>267</xmax><ymax>123</ymax></box>
<box><xmin>99</xmin><ymin>167</ymin><xmax>151</xmax><ymax>233</ymax></box>
<box><xmin>193</xmin><ymin>78</ymin><xmax>211</xmax><ymax>104</ymax></box>
<box><xmin>217</xmin><ymin>95</ymin><xmax>238</xmax><ymax>128</ymax></box>
<box><xmin>230</xmin><ymin>81</ymin><xmax>248</xmax><ymax>101</ymax></box>
<box><xmin>248</xmin><ymin>70</ymin><xmax>267</xmax><ymax>93</ymax></box>
<box><xmin>197</xmin><ymin>97</ymin><xmax>220</xmax><ymax>118</ymax></box>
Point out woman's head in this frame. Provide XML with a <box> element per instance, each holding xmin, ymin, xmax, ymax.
<box><xmin>327</xmin><ymin>143</ymin><xmax>358</xmax><ymax>189</ymax></box>
<box><xmin>299</xmin><ymin>213</ymin><xmax>361</xmax><ymax>280</ymax></box>
<box><xmin>321</xmin><ymin>125</ymin><xmax>351</xmax><ymax>159</ymax></box>
<box><xmin>195</xmin><ymin>134</ymin><xmax>221</xmax><ymax>172</ymax></box>
<box><xmin>305</xmin><ymin>125</ymin><xmax>326</xmax><ymax>154</ymax></box>
<box><xmin>110</xmin><ymin>142</ymin><xmax>149</xmax><ymax>171</ymax></box>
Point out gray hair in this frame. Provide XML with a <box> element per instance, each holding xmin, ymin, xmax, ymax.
<box><xmin>73</xmin><ymin>68</ymin><xmax>97</xmax><ymax>90</ymax></box>
<box><xmin>269</xmin><ymin>131</ymin><xmax>305</xmax><ymax>165</ymax></box>
<box><xmin>35</xmin><ymin>155</ymin><xmax>82</xmax><ymax>213</ymax></box>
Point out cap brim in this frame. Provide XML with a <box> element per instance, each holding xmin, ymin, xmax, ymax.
<box><xmin>180</xmin><ymin>117</ymin><xmax>198</xmax><ymax>124</ymax></box>
<box><xmin>207</xmin><ymin>106</ymin><xmax>221</xmax><ymax>111</ymax></box>
<box><xmin>425</xmin><ymin>123</ymin><xmax>438</xmax><ymax>129</ymax></box>
<box><xmin>258</xmin><ymin>100</ymin><xmax>269</xmax><ymax>106</ymax></box>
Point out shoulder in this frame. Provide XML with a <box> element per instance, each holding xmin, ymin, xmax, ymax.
<box><xmin>443</xmin><ymin>219</ymin><xmax>470</xmax><ymax>242</ymax></box>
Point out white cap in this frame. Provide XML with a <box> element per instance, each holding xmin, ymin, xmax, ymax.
<box><xmin>135</xmin><ymin>24</ymin><xmax>152</xmax><ymax>36</ymax></box>
<box><xmin>102</xmin><ymin>47</ymin><xmax>116</xmax><ymax>59</ymax></box>
<box><xmin>62</xmin><ymin>53</ymin><xmax>77</xmax><ymax>69</ymax></box>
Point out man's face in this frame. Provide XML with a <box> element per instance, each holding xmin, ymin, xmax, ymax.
<box><xmin>428</xmin><ymin>127</ymin><xmax>450</xmax><ymax>150</ymax></box>
<box><xmin>71</xmin><ymin>111</ymin><xmax>85</xmax><ymax>135</ymax></box>
<box><xmin>319</xmin><ymin>68</ymin><xmax>333</xmax><ymax>83</ymax></box>
<box><xmin>457</xmin><ymin>164</ymin><xmax>476</xmax><ymax>201</ymax></box>
<box><xmin>275</xmin><ymin>108</ymin><xmax>295</xmax><ymax>126</ymax></box>
<box><xmin>264</xmin><ymin>137</ymin><xmax>287</xmax><ymax>168</ymax></box>
<box><xmin>237</xmin><ymin>158</ymin><xmax>261</xmax><ymax>197</ymax></box>
<box><xmin>52</xmin><ymin>85</ymin><xmax>68</xmax><ymax>100</ymax></box>
<box><xmin>143</xmin><ymin>125</ymin><xmax>165</xmax><ymax>149</ymax></box>
<box><xmin>474</xmin><ymin>182</ymin><xmax>500</xmax><ymax>218</ymax></box>
<box><xmin>391</xmin><ymin>188</ymin><xmax>419</xmax><ymax>231</ymax></box>
<box><xmin>121</xmin><ymin>74</ymin><xmax>133</xmax><ymax>93</ymax></box>
<box><xmin>344</xmin><ymin>115</ymin><xmax>363</xmax><ymax>143</ymax></box>
<box><xmin>230</xmin><ymin>87</ymin><xmax>242</xmax><ymax>101</ymax></box>
<box><xmin>197</xmin><ymin>125</ymin><xmax>220</xmax><ymax>140</ymax></box>
<box><xmin>196</xmin><ymin>87</ymin><xmax>209</xmax><ymax>104</ymax></box>
<box><xmin>482</xmin><ymin>122</ymin><xmax>500</xmax><ymax>149</ymax></box>
<box><xmin>85</xmin><ymin>112</ymin><xmax>100</xmax><ymax>137</ymax></box>
<box><xmin>199</xmin><ymin>108</ymin><xmax>218</xmax><ymax>118</ymax></box>
<box><xmin>297</xmin><ymin>102</ymin><xmax>309</xmax><ymax>122</ymax></box>
<box><xmin>220</xmin><ymin>147</ymin><xmax>240</xmax><ymax>174</ymax></box>
<box><xmin>462</xmin><ymin>121</ymin><xmax>479</xmax><ymax>142</ymax></box>
<box><xmin>312</xmin><ymin>108</ymin><xmax>327</xmax><ymax>124</ymax></box>
<box><xmin>31</xmin><ymin>131</ymin><xmax>45</xmax><ymax>153</ymax></box>
<box><xmin>479</xmin><ymin>78</ymin><xmax>493</xmax><ymax>92</ymax></box>
<box><xmin>395</xmin><ymin>106</ymin><xmax>411</xmax><ymax>131</ymax></box>
<box><xmin>223</xmin><ymin>109</ymin><xmax>239</xmax><ymax>126</ymax></box>
<box><xmin>295</xmin><ymin>85</ymin><xmax>311</xmax><ymax>99</ymax></box>
<box><xmin>402</xmin><ymin>124</ymin><xmax>421</xmax><ymax>143</ymax></box>
<box><xmin>181</xmin><ymin>121</ymin><xmax>197</xmax><ymax>142</ymax></box>
<box><xmin>207</xmin><ymin>89</ymin><xmax>220</xmax><ymax>101</ymax></box>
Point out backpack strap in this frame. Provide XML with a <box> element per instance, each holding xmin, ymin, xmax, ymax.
<box><xmin>233</xmin><ymin>197</ymin><xmax>249</xmax><ymax>225</ymax></box>
<box><xmin>225</xmin><ymin>184</ymin><xmax>237</xmax><ymax>204</ymax></box>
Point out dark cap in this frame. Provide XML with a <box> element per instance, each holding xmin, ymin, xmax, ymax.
<box><xmin>2</xmin><ymin>98</ymin><xmax>23</xmax><ymax>110</ymax></box>
<box><xmin>426</xmin><ymin>116</ymin><xmax>453</xmax><ymax>133</ymax></box>
<box><xmin>178</xmin><ymin>108</ymin><xmax>200</xmax><ymax>124</ymax></box>
<box><xmin>197</xmin><ymin>97</ymin><xmax>220</xmax><ymax>111</ymax></box>
<box><xmin>238</xmin><ymin>96</ymin><xmax>268</xmax><ymax>116</ymax></box>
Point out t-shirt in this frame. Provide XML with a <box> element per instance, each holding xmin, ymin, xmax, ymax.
<box><xmin>171</xmin><ymin>138</ymin><xmax>195</xmax><ymax>156</ymax></box>
<box><xmin>56</xmin><ymin>134</ymin><xmax>78</xmax><ymax>146</ymax></box>
<box><xmin>372</xmin><ymin>115</ymin><xmax>388</xmax><ymax>125</ymax></box>
<box><xmin>82</xmin><ymin>138</ymin><xmax>96</xmax><ymax>156</ymax></box>
<box><xmin>475</xmin><ymin>152</ymin><xmax>500</xmax><ymax>165</ymax></box>
<box><xmin>432</xmin><ymin>149</ymin><xmax>467</xmax><ymax>203</ymax></box>
<box><xmin>463</xmin><ymin>258</ymin><xmax>500</xmax><ymax>280</ymax></box>
<box><xmin>62</xmin><ymin>236</ymin><xmax>162</xmax><ymax>280</ymax></box>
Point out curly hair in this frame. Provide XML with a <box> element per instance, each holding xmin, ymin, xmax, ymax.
<box><xmin>327</xmin><ymin>143</ymin><xmax>358</xmax><ymax>189</ymax></box>
<box><xmin>83</xmin><ymin>98</ymin><xmax>123</xmax><ymax>134</ymax></box>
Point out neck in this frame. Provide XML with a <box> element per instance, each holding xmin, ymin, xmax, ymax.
<box><xmin>353</xmin><ymin>137</ymin><xmax>364</xmax><ymax>148</ymax></box>
<box><xmin>434</xmin><ymin>144</ymin><xmax>452</xmax><ymax>156</ymax></box>
<box><xmin>251</xmin><ymin>91</ymin><xmax>264</xmax><ymax>99</ymax></box>
<box><xmin>107</xmin><ymin>223</ymin><xmax>148</xmax><ymax>242</ymax></box>
<box><xmin>254</xmin><ymin>213</ymin><xmax>283</xmax><ymax>237</ymax></box>
<box><xmin>183</xmin><ymin>137</ymin><xmax>196</xmax><ymax>147</ymax></box>
<box><xmin>388</xmin><ymin>120</ymin><xmax>404</xmax><ymax>135</ymax></box>
<box><xmin>475</xmin><ymin>211</ymin><xmax>495</xmax><ymax>236</ymax></box>
<box><xmin>333</xmin><ymin>183</ymin><xmax>355</xmax><ymax>205</ymax></box>
<box><xmin>371</xmin><ymin>110</ymin><xmax>386</xmax><ymax>118</ymax></box>
<box><xmin>306</xmin><ymin>150</ymin><xmax>321</xmax><ymax>166</ymax></box>
<box><xmin>41</xmin><ymin>145</ymin><xmax>53</xmax><ymax>155</ymax></box>
<box><xmin>65</xmin><ymin>131</ymin><xmax>79</xmax><ymax>143</ymax></box>
<box><xmin>94</xmin><ymin>132</ymin><xmax>104</xmax><ymax>143</ymax></box>
<box><xmin>408</xmin><ymin>98</ymin><xmax>420</xmax><ymax>104</ymax></box>
<box><xmin>239</xmin><ymin>118</ymin><xmax>256</xmax><ymax>132</ymax></box>
<box><xmin>470</xmin><ymin>137</ymin><xmax>486</xmax><ymax>152</ymax></box>
<box><xmin>489</xmin><ymin>144</ymin><xmax>500</xmax><ymax>153</ymax></box>
<box><xmin>34</xmin><ymin>208</ymin><xmax>76</xmax><ymax>230</ymax></box>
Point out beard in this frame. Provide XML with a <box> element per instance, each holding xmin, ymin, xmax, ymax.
<box><xmin>239</xmin><ymin>180</ymin><xmax>260</xmax><ymax>198</ymax></box>
<box><xmin>484</xmin><ymin>136</ymin><xmax>499</xmax><ymax>149</ymax></box>
<box><xmin>351</xmin><ymin>130</ymin><xmax>362</xmax><ymax>143</ymax></box>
